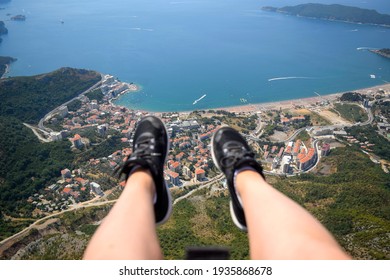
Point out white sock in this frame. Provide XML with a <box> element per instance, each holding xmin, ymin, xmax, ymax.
<box><xmin>233</xmin><ymin>166</ymin><xmax>257</xmax><ymax>206</ymax></box>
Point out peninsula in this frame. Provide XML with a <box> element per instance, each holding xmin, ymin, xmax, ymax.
<box><xmin>371</xmin><ymin>48</ymin><xmax>390</xmax><ymax>59</ymax></box>
<box><xmin>262</xmin><ymin>3</ymin><xmax>390</xmax><ymax>27</ymax></box>
<box><xmin>0</xmin><ymin>21</ymin><xmax>7</xmax><ymax>44</ymax></box>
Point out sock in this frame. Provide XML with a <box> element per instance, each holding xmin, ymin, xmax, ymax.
<box><xmin>233</xmin><ymin>166</ymin><xmax>257</xmax><ymax>206</ymax></box>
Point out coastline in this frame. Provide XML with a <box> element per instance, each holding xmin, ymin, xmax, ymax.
<box><xmin>206</xmin><ymin>82</ymin><xmax>390</xmax><ymax>113</ymax></box>
<box><xmin>0</xmin><ymin>63</ymin><xmax>9</xmax><ymax>79</ymax></box>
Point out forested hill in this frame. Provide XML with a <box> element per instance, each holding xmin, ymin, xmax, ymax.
<box><xmin>0</xmin><ymin>68</ymin><xmax>101</xmax><ymax>236</ymax></box>
<box><xmin>0</xmin><ymin>67</ymin><xmax>101</xmax><ymax>123</ymax></box>
<box><xmin>262</xmin><ymin>4</ymin><xmax>390</xmax><ymax>26</ymax></box>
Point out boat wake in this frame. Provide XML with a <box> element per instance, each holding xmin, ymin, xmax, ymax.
<box><xmin>268</xmin><ymin>76</ymin><xmax>313</xmax><ymax>82</ymax></box>
<box><xmin>130</xmin><ymin>27</ymin><xmax>154</xmax><ymax>32</ymax></box>
<box><xmin>356</xmin><ymin>47</ymin><xmax>377</xmax><ymax>51</ymax></box>
<box><xmin>193</xmin><ymin>94</ymin><xmax>206</xmax><ymax>105</ymax></box>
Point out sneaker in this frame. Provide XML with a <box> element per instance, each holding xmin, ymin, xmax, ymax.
<box><xmin>118</xmin><ymin>115</ymin><xmax>172</xmax><ymax>225</ymax></box>
<box><xmin>211</xmin><ymin>126</ymin><xmax>265</xmax><ymax>231</ymax></box>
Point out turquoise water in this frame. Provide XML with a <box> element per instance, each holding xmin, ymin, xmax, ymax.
<box><xmin>1</xmin><ymin>0</ymin><xmax>390</xmax><ymax>112</ymax></box>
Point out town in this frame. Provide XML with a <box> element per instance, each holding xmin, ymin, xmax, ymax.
<box><xmin>26</xmin><ymin>75</ymin><xmax>390</xmax><ymax>217</ymax></box>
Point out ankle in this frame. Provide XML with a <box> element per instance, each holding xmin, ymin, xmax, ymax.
<box><xmin>235</xmin><ymin>170</ymin><xmax>265</xmax><ymax>196</ymax></box>
<box><xmin>126</xmin><ymin>168</ymin><xmax>156</xmax><ymax>198</ymax></box>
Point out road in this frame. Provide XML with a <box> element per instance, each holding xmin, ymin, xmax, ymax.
<box><xmin>37</xmin><ymin>79</ymin><xmax>103</xmax><ymax>136</ymax></box>
<box><xmin>0</xmin><ymin>173</ymin><xmax>225</xmax><ymax>248</ymax></box>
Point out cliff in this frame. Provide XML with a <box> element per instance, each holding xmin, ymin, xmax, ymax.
<box><xmin>262</xmin><ymin>4</ymin><xmax>390</xmax><ymax>26</ymax></box>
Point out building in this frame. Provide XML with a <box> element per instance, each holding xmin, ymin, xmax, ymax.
<box><xmin>165</xmin><ymin>170</ymin><xmax>180</xmax><ymax>186</ymax></box>
<box><xmin>298</xmin><ymin>148</ymin><xmax>317</xmax><ymax>171</ymax></box>
<box><xmin>169</xmin><ymin>161</ymin><xmax>181</xmax><ymax>172</ymax></box>
<box><xmin>292</xmin><ymin>140</ymin><xmax>302</xmax><ymax>156</ymax></box>
<box><xmin>321</xmin><ymin>143</ymin><xmax>331</xmax><ymax>156</ymax></box>
<box><xmin>195</xmin><ymin>169</ymin><xmax>206</xmax><ymax>181</ymax></box>
<box><xmin>90</xmin><ymin>182</ymin><xmax>104</xmax><ymax>196</ymax></box>
<box><xmin>50</xmin><ymin>132</ymin><xmax>62</xmax><ymax>141</ymax></box>
<box><xmin>97</xmin><ymin>124</ymin><xmax>108</xmax><ymax>137</ymax></box>
<box><xmin>182</xmin><ymin>166</ymin><xmax>192</xmax><ymax>178</ymax></box>
<box><xmin>70</xmin><ymin>134</ymin><xmax>83</xmax><ymax>149</ymax></box>
<box><xmin>61</xmin><ymin>168</ymin><xmax>71</xmax><ymax>179</ymax></box>
<box><xmin>57</xmin><ymin>106</ymin><xmax>68</xmax><ymax>118</ymax></box>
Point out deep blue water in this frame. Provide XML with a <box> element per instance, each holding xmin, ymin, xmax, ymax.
<box><xmin>1</xmin><ymin>0</ymin><xmax>390</xmax><ymax>111</ymax></box>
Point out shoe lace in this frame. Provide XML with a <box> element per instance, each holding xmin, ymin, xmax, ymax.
<box><xmin>131</xmin><ymin>137</ymin><xmax>162</xmax><ymax>159</ymax></box>
<box><xmin>220</xmin><ymin>142</ymin><xmax>254</xmax><ymax>169</ymax></box>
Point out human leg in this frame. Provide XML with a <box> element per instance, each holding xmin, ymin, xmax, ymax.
<box><xmin>83</xmin><ymin>116</ymin><xmax>172</xmax><ymax>259</ymax></box>
<box><xmin>83</xmin><ymin>169</ymin><xmax>162</xmax><ymax>259</ymax></box>
<box><xmin>211</xmin><ymin>126</ymin><xmax>350</xmax><ymax>259</ymax></box>
<box><xmin>236</xmin><ymin>170</ymin><xmax>349</xmax><ymax>259</ymax></box>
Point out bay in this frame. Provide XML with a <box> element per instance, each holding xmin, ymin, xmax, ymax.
<box><xmin>0</xmin><ymin>0</ymin><xmax>390</xmax><ymax>112</ymax></box>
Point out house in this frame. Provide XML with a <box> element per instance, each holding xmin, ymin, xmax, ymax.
<box><xmin>61</xmin><ymin>168</ymin><xmax>71</xmax><ymax>179</ymax></box>
<box><xmin>195</xmin><ymin>169</ymin><xmax>206</xmax><ymax>181</ymax></box>
<box><xmin>165</xmin><ymin>170</ymin><xmax>180</xmax><ymax>186</ymax></box>
<box><xmin>321</xmin><ymin>143</ymin><xmax>331</xmax><ymax>156</ymax></box>
<box><xmin>169</xmin><ymin>161</ymin><xmax>181</xmax><ymax>172</ymax></box>
<box><xmin>293</xmin><ymin>140</ymin><xmax>301</xmax><ymax>156</ymax></box>
<box><xmin>90</xmin><ymin>182</ymin><xmax>104</xmax><ymax>196</ymax></box>
<box><xmin>70</xmin><ymin>134</ymin><xmax>83</xmax><ymax>149</ymax></box>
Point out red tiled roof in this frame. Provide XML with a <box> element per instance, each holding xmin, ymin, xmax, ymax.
<box><xmin>195</xmin><ymin>169</ymin><xmax>205</xmax><ymax>175</ymax></box>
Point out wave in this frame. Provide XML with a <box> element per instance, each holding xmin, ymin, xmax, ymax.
<box><xmin>268</xmin><ymin>76</ymin><xmax>313</xmax><ymax>82</ymax></box>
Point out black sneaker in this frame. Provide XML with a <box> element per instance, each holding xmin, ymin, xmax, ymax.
<box><xmin>118</xmin><ymin>115</ymin><xmax>172</xmax><ymax>225</ymax></box>
<box><xmin>211</xmin><ymin>126</ymin><xmax>265</xmax><ymax>231</ymax></box>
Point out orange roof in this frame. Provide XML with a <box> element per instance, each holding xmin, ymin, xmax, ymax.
<box><xmin>61</xmin><ymin>169</ymin><xmax>70</xmax><ymax>175</ymax></box>
<box><xmin>72</xmin><ymin>134</ymin><xmax>81</xmax><ymax>141</ymax></box>
<box><xmin>171</xmin><ymin>161</ymin><xmax>180</xmax><ymax>168</ymax></box>
<box><xmin>195</xmin><ymin>169</ymin><xmax>205</xmax><ymax>175</ymax></box>
<box><xmin>62</xmin><ymin>187</ymin><xmax>72</xmax><ymax>194</ymax></box>
<box><xmin>166</xmin><ymin>170</ymin><xmax>179</xmax><ymax>178</ymax></box>
<box><xmin>75</xmin><ymin>177</ymin><xmax>87</xmax><ymax>184</ymax></box>
<box><xmin>297</xmin><ymin>153</ymin><xmax>306</xmax><ymax>160</ymax></box>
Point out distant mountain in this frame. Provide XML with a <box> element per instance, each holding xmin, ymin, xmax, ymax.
<box><xmin>262</xmin><ymin>3</ymin><xmax>390</xmax><ymax>26</ymax></box>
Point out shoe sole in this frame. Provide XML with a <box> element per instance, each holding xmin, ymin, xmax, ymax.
<box><xmin>211</xmin><ymin>127</ymin><xmax>247</xmax><ymax>231</ymax></box>
<box><xmin>146</xmin><ymin>115</ymin><xmax>173</xmax><ymax>226</ymax></box>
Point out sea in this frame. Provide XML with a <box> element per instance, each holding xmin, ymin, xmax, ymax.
<box><xmin>1</xmin><ymin>0</ymin><xmax>390</xmax><ymax>112</ymax></box>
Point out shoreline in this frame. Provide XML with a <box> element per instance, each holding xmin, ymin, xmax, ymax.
<box><xmin>138</xmin><ymin>82</ymin><xmax>390</xmax><ymax>115</ymax></box>
<box><xmin>217</xmin><ymin>83</ymin><xmax>390</xmax><ymax>113</ymax></box>
<box><xmin>0</xmin><ymin>63</ymin><xmax>9</xmax><ymax>79</ymax></box>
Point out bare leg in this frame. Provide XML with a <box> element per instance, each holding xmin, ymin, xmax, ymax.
<box><xmin>83</xmin><ymin>169</ymin><xmax>162</xmax><ymax>260</ymax></box>
<box><xmin>236</xmin><ymin>170</ymin><xmax>350</xmax><ymax>260</ymax></box>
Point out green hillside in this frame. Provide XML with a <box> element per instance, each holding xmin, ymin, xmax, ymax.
<box><xmin>262</xmin><ymin>3</ymin><xmax>390</xmax><ymax>26</ymax></box>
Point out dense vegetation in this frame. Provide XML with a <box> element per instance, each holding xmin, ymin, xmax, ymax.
<box><xmin>0</xmin><ymin>67</ymin><xmax>101</xmax><ymax>123</ymax></box>
<box><xmin>340</xmin><ymin>92</ymin><xmax>366</xmax><ymax>102</ymax></box>
<box><xmin>333</xmin><ymin>103</ymin><xmax>368</xmax><ymax>123</ymax></box>
<box><xmin>0</xmin><ymin>68</ymin><xmax>102</xmax><ymax>236</ymax></box>
<box><xmin>345</xmin><ymin>125</ymin><xmax>390</xmax><ymax>161</ymax></box>
<box><xmin>263</xmin><ymin>3</ymin><xmax>390</xmax><ymax>26</ymax></box>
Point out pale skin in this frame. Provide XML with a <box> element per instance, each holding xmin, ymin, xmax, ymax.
<box><xmin>83</xmin><ymin>169</ymin><xmax>351</xmax><ymax>260</ymax></box>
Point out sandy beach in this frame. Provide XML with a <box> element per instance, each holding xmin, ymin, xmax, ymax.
<box><xmin>215</xmin><ymin>83</ymin><xmax>390</xmax><ymax>113</ymax></box>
